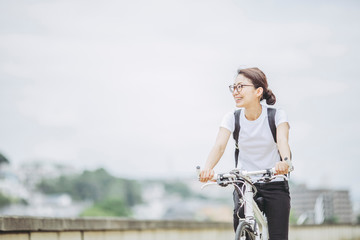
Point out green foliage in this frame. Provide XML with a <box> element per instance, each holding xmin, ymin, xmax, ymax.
<box><xmin>163</xmin><ymin>182</ymin><xmax>192</xmax><ymax>198</ymax></box>
<box><xmin>0</xmin><ymin>193</ymin><xmax>27</xmax><ymax>208</ymax></box>
<box><xmin>36</xmin><ymin>168</ymin><xmax>142</xmax><ymax>216</ymax></box>
<box><xmin>289</xmin><ymin>210</ymin><xmax>297</xmax><ymax>225</ymax></box>
<box><xmin>80</xmin><ymin>198</ymin><xmax>131</xmax><ymax>217</ymax></box>
<box><xmin>324</xmin><ymin>215</ymin><xmax>339</xmax><ymax>224</ymax></box>
<box><xmin>0</xmin><ymin>153</ymin><xmax>9</xmax><ymax>165</ymax></box>
<box><xmin>0</xmin><ymin>193</ymin><xmax>11</xmax><ymax>207</ymax></box>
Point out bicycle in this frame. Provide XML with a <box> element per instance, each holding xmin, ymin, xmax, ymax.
<box><xmin>197</xmin><ymin>166</ymin><xmax>293</xmax><ymax>240</ymax></box>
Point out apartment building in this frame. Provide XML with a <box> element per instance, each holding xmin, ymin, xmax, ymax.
<box><xmin>290</xmin><ymin>183</ymin><xmax>353</xmax><ymax>224</ymax></box>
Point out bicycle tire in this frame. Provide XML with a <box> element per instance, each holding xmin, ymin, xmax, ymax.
<box><xmin>235</xmin><ymin>221</ymin><xmax>256</xmax><ymax>240</ymax></box>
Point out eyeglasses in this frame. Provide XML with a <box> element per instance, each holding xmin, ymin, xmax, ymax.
<box><xmin>229</xmin><ymin>84</ymin><xmax>254</xmax><ymax>93</ymax></box>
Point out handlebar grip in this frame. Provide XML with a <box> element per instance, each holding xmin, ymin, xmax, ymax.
<box><xmin>196</xmin><ymin>166</ymin><xmax>218</xmax><ymax>181</ymax></box>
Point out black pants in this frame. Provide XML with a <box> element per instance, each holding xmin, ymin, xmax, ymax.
<box><xmin>233</xmin><ymin>181</ymin><xmax>291</xmax><ymax>240</ymax></box>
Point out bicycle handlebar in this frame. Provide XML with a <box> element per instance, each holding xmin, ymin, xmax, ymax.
<box><xmin>197</xmin><ymin>166</ymin><xmax>276</xmax><ymax>180</ymax></box>
<box><xmin>197</xmin><ymin>165</ymin><xmax>293</xmax><ymax>183</ymax></box>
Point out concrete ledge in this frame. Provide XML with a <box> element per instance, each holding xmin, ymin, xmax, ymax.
<box><xmin>0</xmin><ymin>216</ymin><xmax>233</xmax><ymax>232</ymax></box>
<box><xmin>1</xmin><ymin>217</ymin><xmax>360</xmax><ymax>240</ymax></box>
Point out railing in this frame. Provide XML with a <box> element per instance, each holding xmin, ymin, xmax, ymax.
<box><xmin>0</xmin><ymin>216</ymin><xmax>359</xmax><ymax>240</ymax></box>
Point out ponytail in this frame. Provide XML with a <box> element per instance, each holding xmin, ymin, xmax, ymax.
<box><xmin>263</xmin><ymin>88</ymin><xmax>276</xmax><ymax>105</ymax></box>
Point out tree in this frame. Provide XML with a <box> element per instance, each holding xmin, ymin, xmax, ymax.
<box><xmin>36</xmin><ymin>167</ymin><xmax>143</xmax><ymax>216</ymax></box>
<box><xmin>324</xmin><ymin>216</ymin><xmax>339</xmax><ymax>224</ymax></box>
<box><xmin>80</xmin><ymin>198</ymin><xmax>131</xmax><ymax>217</ymax></box>
<box><xmin>163</xmin><ymin>182</ymin><xmax>192</xmax><ymax>198</ymax></box>
<box><xmin>0</xmin><ymin>193</ymin><xmax>11</xmax><ymax>207</ymax></box>
<box><xmin>0</xmin><ymin>153</ymin><xmax>9</xmax><ymax>166</ymax></box>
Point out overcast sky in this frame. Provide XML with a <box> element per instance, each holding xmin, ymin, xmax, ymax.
<box><xmin>1</xmin><ymin>1</ymin><xmax>360</xmax><ymax>199</ymax></box>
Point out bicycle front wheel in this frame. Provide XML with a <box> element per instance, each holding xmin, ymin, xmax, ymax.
<box><xmin>235</xmin><ymin>221</ymin><xmax>256</xmax><ymax>240</ymax></box>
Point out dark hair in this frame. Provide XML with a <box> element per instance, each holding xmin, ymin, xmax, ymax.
<box><xmin>237</xmin><ymin>67</ymin><xmax>276</xmax><ymax>105</ymax></box>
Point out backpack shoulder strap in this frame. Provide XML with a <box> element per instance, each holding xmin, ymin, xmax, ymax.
<box><xmin>267</xmin><ymin>107</ymin><xmax>277</xmax><ymax>143</ymax></box>
<box><xmin>267</xmin><ymin>107</ymin><xmax>293</xmax><ymax>177</ymax></box>
<box><xmin>233</xmin><ymin>109</ymin><xmax>242</xmax><ymax>168</ymax></box>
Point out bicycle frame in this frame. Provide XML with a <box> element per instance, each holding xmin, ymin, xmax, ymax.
<box><xmin>240</xmin><ymin>180</ymin><xmax>268</xmax><ymax>240</ymax></box>
<box><xmin>198</xmin><ymin>167</ymin><xmax>291</xmax><ymax>240</ymax></box>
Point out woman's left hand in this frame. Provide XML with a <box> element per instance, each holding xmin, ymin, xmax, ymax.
<box><xmin>275</xmin><ymin>161</ymin><xmax>289</xmax><ymax>175</ymax></box>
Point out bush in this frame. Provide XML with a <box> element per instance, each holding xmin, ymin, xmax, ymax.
<box><xmin>37</xmin><ymin>168</ymin><xmax>142</xmax><ymax>205</ymax></box>
<box><xmin>80</xmin><ymin>198</ymin><xmax>131</xmax><ymax>217</ymax></box>
<box><xmin>0</xmin><ymin>193</ymin><xmax>11</xmax><ymax>208</ymax></box>
<box><xmin>36</xmin><ymin>168</ymin><xmax>142</xmax><ymax>217</ymax></box>
<box><xmin>0</xmin><ymin>193</ymin><xmax>27</xmax><ymax>208</ymax></box>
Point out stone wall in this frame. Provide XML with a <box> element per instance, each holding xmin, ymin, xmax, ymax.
<box><xmin>0</xmin><ymin>217</ymin><xmax>359</xmax><ymax>240</ymax></box>
<box><xmin>0</xmin><ymin>216</ymin><xmax>234</xmax><ymax>240</ymax></box>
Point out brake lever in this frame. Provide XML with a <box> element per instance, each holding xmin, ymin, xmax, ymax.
<box><xmin>256</xmin><ymin>174</ymin><xmax>289</xmax><ymax>184</ymax></box>
<box><xmin>201</xmin><ymin>182</ymin><xmax>218</xmax><ymax>189</ymax></box>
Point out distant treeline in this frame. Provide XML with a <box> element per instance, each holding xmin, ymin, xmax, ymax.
<box><xmin>37</xmin><ymin>168</ymin><xmax>142</xmax><ymax>217</ymax></box>
<box><xmin>0</xmin><ymin>193</ymin><xmax>27</xmax><ymax>208</ymax></box>
<box><xmin>36</xmin><ymin>168</ymin><xmax>208</xmax><ymax>218</ymax></box>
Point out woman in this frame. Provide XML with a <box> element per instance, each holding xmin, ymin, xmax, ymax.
<box><xmin>199</xmin><ymin>67</ymin><xmax>292</xmax><ymax>240</ymax></box>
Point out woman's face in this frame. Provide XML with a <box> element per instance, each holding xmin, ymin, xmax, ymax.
<box><xmin>232</xmin><ymin>74</ymin><xmax>262</xmax><ymax>108</ymax></box>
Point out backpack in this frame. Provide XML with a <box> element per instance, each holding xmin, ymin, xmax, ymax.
<box><xmin>233</xmin><ymin>107</ymin><xmax>277</xmax><ymax>168</ymax></box>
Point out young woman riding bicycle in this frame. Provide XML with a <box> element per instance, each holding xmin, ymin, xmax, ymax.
<box><xmin>199</xmin><ymin>67</ymin><xmax>292</xmax><ymax>240</ymax></box>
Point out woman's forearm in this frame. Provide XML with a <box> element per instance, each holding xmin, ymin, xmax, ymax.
<box><xmin>199</xmin><ymin>127</ymin><xmax>231</xmax><ymax>183</ymax></box>
<box><xmin>277</xmin><ymin>138</ymin><xmax>291</xmax><ymax>161</ymax></box>
<box><xmin>204</xmin><ymin>144</ymin><xmax>226</xmax><ymax>169</ymax></box>
<box><xmin>276</xmin><ymin>122</ymin><xmax>291</xmax><ymax>161</ymax></box>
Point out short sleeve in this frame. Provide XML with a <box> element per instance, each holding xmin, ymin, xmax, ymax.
<box><xmin>220</xmin><ymin>111</ymin><xmax>235</xmax><ymax>132</ymax></box>
<box><xmin>275</xmin><ymin>108</ymin><xmax>290</xmax><ymax>128</ymax></box>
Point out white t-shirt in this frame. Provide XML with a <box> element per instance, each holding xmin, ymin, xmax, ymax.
<box><xmin>220</xmin><ymin>104</ymin><xmax>289</xmax><ymax>180</ymax></box>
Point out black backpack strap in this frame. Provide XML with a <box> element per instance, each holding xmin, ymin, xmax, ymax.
<box><xmin>267</xmin><ymin>107</ymin><xmax>277</xmax><ymax>143</ymax></box>
<box><xmin>267</xmin><ymin>107</ymin><xmax>293</xmax><ymax>178</ymax></box>
<box><xmin>233</xmin><ymin>109</ymin><xmax>242</xmax><ymax>168</ymax></box>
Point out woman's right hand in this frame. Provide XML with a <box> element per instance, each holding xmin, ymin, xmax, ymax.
<box><xmin>199</xmin><ymin>169</ymin><xmax>215</xmax><ymax>182</ymax></box>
